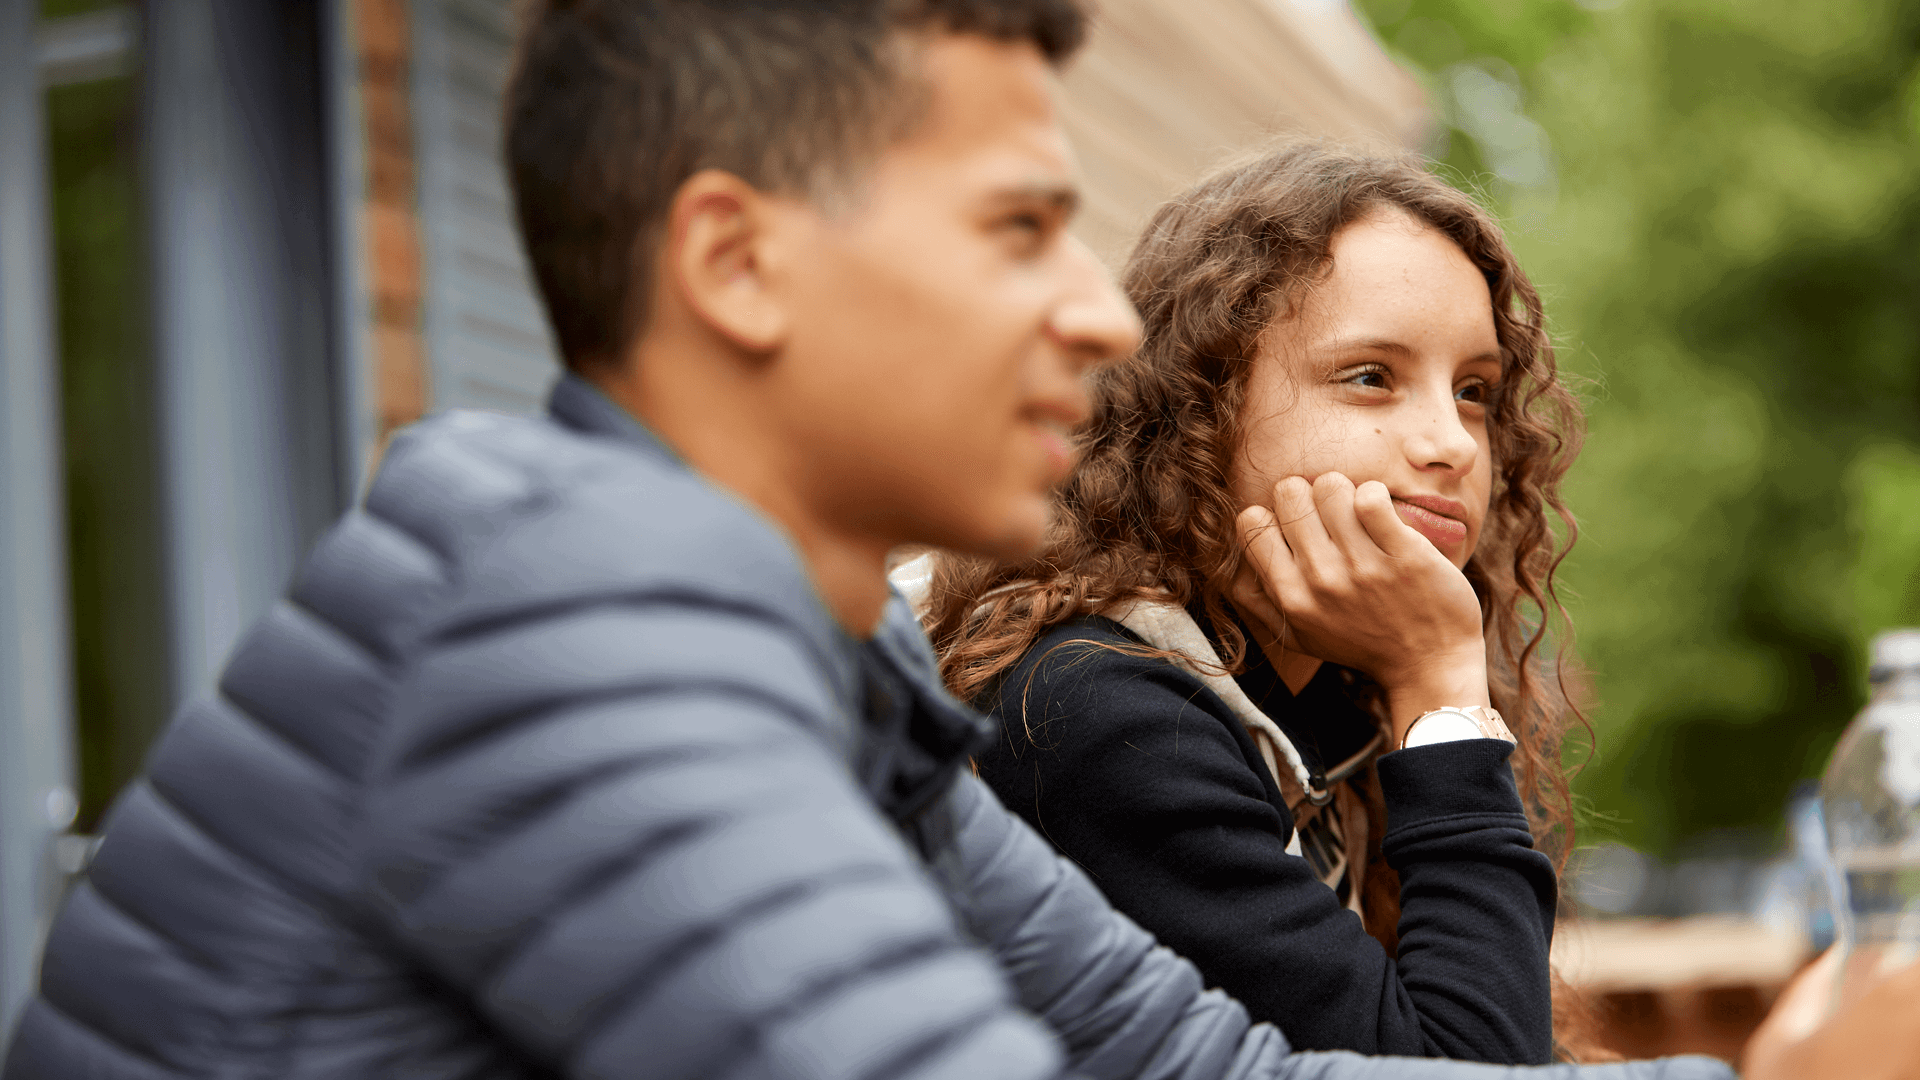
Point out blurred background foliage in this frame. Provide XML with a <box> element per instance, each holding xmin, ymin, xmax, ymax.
<box><xmin>41</xmin><ymin>0</ymin><xmax>169</xmax><ymax>830</ymax></box>
<box><xmin>1353</xmin><ymin>0</ymin><xmax>1920</xmax><ymax>859</ymax></box>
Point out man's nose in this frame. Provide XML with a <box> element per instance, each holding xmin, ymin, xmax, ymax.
<box><xmin>1048</xmin><ymin>237</ymin><xmax>1144</xmax><ymax>374</ymax></box>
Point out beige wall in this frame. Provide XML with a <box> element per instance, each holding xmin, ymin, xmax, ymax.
<box><xmin>1060</xmin><ymin>0</ymin><xmax>1428</xmax><ymax>265</ymax></box>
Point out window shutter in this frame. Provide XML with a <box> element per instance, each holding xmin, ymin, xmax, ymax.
<box><xmin>409</xmin><ymin>0</ymin><xmax>557</xmax><ymax>414</ymax></box>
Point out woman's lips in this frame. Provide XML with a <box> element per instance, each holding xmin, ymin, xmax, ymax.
<box><xmin>1393</xmin><ymin>496</ymin><xmax>1469</xmax><ymax>549</ymax></box>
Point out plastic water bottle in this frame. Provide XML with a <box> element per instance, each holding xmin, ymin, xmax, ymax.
<box><xmin>1821</xmin><ymin>628</ymin><xmax>1920</xmax><ymax>1006</ymax></box>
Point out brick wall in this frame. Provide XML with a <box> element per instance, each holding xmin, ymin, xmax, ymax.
<box><xmin>354</xmin><ymin>0</ymin><xmax>428</xmax><ymax>444</ymax></box>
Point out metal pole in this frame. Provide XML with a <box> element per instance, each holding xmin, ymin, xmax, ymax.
<box><xmin>0</xmin><ymin>0</ymin><xmax>81</xmax><ymax>1044</ymax></box>
<box><xmin>324</xmin><ymin>0</ymin><xmax>376</xmax><ymax>499</ymax></box>
<box><xmin>145</xmin><ymin>0</ymin><xmax>346</xmax><ymax>708</ymax></box>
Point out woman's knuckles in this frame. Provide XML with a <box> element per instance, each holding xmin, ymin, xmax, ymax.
<box><xmin>1305</xmin><ymin>568</ymin><xmax>1350</xmax><ymax>594</ymax></box>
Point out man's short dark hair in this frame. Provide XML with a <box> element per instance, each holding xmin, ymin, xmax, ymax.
<box><xmin>507</xmin><ymin>0</ymin><xmax>1089</xmax><ymax>371</ymax></box>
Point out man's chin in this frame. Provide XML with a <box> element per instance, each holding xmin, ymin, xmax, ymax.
<box><xmin>928</xmin><ymin>502</ymin><xmax>1050</xmax><ymax>565</ymax></box>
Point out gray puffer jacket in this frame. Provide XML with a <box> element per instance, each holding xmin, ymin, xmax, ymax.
<box><xmin>3</xmin><ymin>377</ymin><xmax>1733</xmax><ymax>1080</ymax></box>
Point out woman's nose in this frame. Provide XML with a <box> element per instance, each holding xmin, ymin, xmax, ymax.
<box><xmin>1407</xmin><ymin>392</ymin><xmax>1479</xmax><ymax>473</ymax></box>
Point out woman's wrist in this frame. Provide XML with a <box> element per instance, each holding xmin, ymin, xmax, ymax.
<box><xmin>1382</xmin><ymin>649</ymin><xmax>1492</xmax><ymax>746</ymax></box>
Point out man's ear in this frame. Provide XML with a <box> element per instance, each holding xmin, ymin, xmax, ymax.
<box><xmin>666</xmin><ymin>169</ymin><xmax>793</xmax><ymax>354</ymax></box>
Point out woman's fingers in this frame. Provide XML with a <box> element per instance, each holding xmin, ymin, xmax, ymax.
<box><xmin>1352</xmin><ymin>479</ymin><xmax>1429</xmax><ymax>559</ymax></box>
<box><xmin>1234</xmin><ymin>507</ymin><xmax>1306</xmax><ymax>654</ymax></box>
<box><xmin>1228</xmin><ymin>563</ymin><xmax>1288</xmax><ymax>648</ymax></box>
<box><xmin>1238</xmin><ymin>504</ymin><xmax>1295</xmax><ymax>588</ymax></box>
<box><xmin>1238</xmin><ymin>504</ymin><xmax>1309</xmax><ymax>606</ymax></box>
<box><xmin>1310</xmin><ymin>473</ymin><xmax>1375</xmax><ymax>559</ymax></box>
<box><xmin>1303</xmin><ymin>474</ymin><xmax>1426</xmax><ymax>566</ymax></box>
<box><xmin>1271</xmin><ymin>477</ymin><xmax>1339</xmax><ymax>575</ymax></box>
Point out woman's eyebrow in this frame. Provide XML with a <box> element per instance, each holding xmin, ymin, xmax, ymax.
<box><xmin>1319</xmin><ymin>336</ymin><xmax>1413</xmax><ymax>358</ymax></box>
<box><xmin>1320</xmin><ymin>338</ymin><xmax>1504</xmax><ymax>369</ymax></box>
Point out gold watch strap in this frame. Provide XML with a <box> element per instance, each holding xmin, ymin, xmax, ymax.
<box><xmin>1400</xmin><ymin>705</ymin><xmax>1516</xmax><ymax>751</ymax></box>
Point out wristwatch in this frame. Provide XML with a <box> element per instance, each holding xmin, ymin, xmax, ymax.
<box><xmin>1400</xmin><ymin>705</ymin><xmax>1516</xmax><ymax>751</ymax></box>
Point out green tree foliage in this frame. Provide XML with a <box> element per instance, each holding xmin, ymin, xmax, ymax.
<box><xmin>1356</xmin><ymin>0</ymin><xmax>1920</xmax><ymax>856</ymax></box>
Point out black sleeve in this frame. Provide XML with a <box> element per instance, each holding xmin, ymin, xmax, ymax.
<box><xmin>974</xmin><ymin>621</ymin><xmax>1556</xmax><ymax>1065</ymax></box>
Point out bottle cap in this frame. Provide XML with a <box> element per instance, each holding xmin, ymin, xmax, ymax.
<box><xmin>1868</xmin><ymin>629</ymin><xmax>1920</xmax><ymax>685</ymax></box>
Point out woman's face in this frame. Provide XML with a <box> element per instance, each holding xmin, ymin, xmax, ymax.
<box><xmin>1231</xmin><ymin>207</ymin><xmax>1502</xmax><ymax>570</ymax></box>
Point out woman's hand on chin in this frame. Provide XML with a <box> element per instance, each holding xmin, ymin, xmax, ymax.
<box><xmin>1233</xmin><ymin>472</ymin><xmax>1489</xmax><ymax>743</ymax></box>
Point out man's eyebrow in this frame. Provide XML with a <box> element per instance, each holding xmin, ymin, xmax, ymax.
<box><xmin>983</xmin><ymin>181</ymin><xmax>1080</xmax><ymax>216</ymax></box>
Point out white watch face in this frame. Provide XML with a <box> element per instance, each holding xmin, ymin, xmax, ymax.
<box><xmin>1403</xmin><ymin>709</ymin><xmax>1486</xmax><ymax>749</ymax></box>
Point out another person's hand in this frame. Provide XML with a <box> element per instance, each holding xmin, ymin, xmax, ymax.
<box><xmin>1232</xmin><ymin>473</ymin><xmax>1487</xmax><ymax>743</ymax></box>
<box><xmin>1744</xmin><ymin>948</ymin><xmax>1920</xmax><ymax>1080</ymax></box>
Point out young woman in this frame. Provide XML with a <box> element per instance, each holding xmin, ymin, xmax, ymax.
<box><xmin>901</xmin><ymin>143</ymin><xmax>1596</xmax><ymax>1063</ymax></box>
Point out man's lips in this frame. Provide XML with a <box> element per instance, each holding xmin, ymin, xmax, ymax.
<box><xmin>1392</xmin><ymin>494</ymin><xmax>1470</xmax><ymax>549</ymax></box>
<box><xmin>1025</xmin><ymin>397</ymin><xmax>1084</xmax><ymax>484</ymax></box>
<box><xmin>1033</xmin><ymin>417</ymin><xmax>1074</xmax><ymax>482</ymax></box>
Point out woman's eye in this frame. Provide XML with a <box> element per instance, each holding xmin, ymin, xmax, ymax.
<box><xmin>1337</xmin><ymin>365</ymin><xmax>1390</xmax><ymax>390</ymax></box>
<box><xmin>1455</xmin><ymin>381</ymin><xmax>1489</xmax><ymax>404</ymax></box>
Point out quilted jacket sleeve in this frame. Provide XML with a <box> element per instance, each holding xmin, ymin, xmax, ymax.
<box><xmin>358</xmin><ymin>595</ymin><xmax>1069</xmax><ymax>1080</ymax></box>
<box><xmin>1274</xmin><ymin>1054</ymin><xmax>1736</xmax><ymax>1079</ymax></box>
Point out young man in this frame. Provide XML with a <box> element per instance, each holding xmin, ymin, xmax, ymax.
<box><xmin>2</xmin><ymin>3</ymin><xmax>1908</xmax><ymax>1078</ymax></box>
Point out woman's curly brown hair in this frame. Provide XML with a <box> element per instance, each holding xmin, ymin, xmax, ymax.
<box><xmin>920</xmin><ymin>140</ymin><xmax>1603</xmax><ymax>1054</ymax></box>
